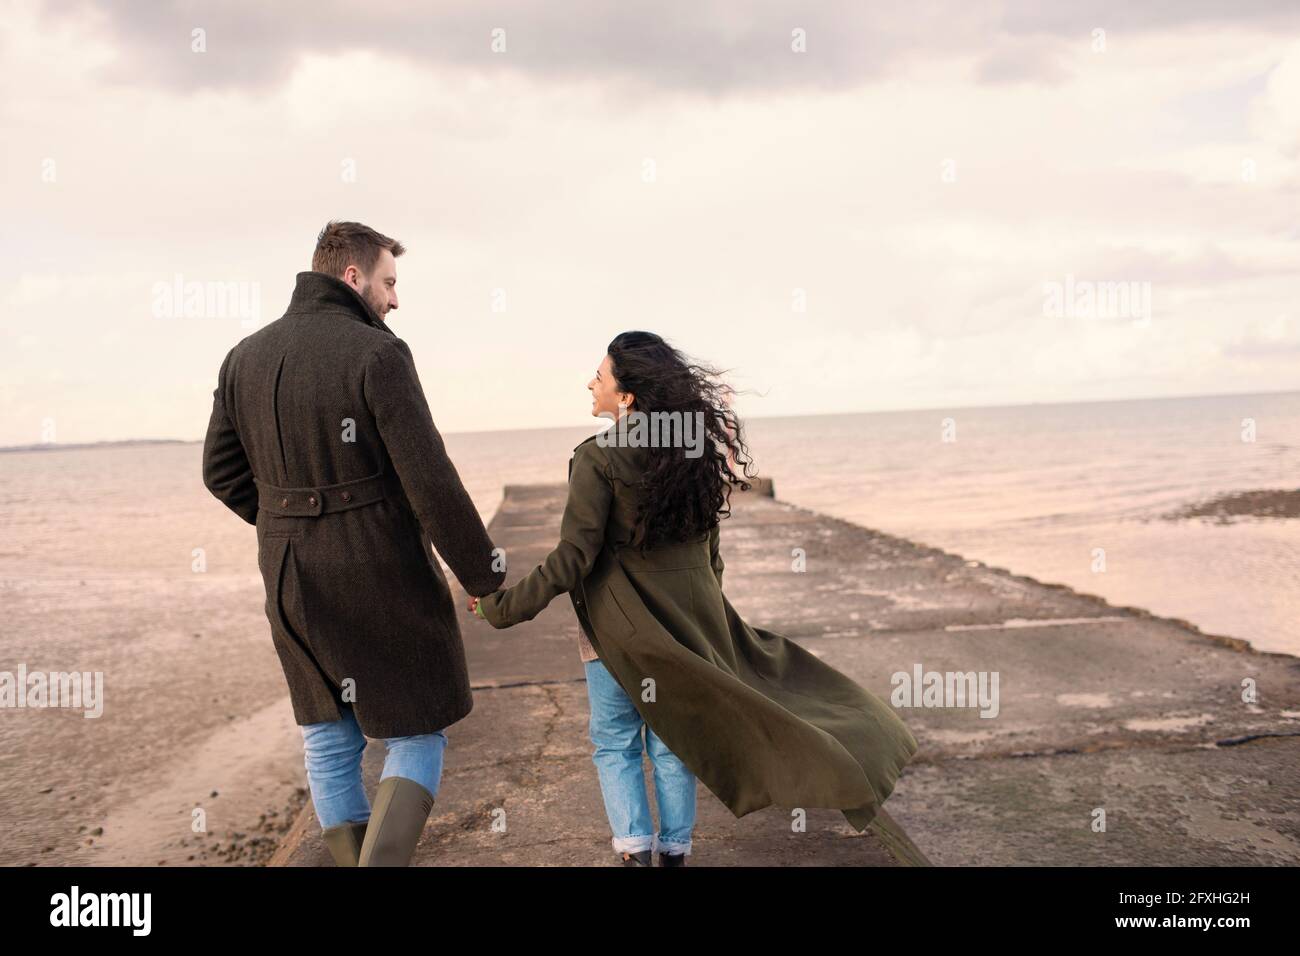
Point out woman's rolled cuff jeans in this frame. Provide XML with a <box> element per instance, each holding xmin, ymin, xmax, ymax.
<box><xmin>300</xmin><ymin>706</ymin><xmax>446</xmax><ymax>830</ymax></box>
<box><xmin>585</xmin><ymin>658</ymin><xmax>696</xmax><ymax>856</ymax></box>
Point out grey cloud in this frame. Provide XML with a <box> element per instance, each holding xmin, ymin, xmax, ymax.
<box><xmin>973</xmin><ymin>38</ymin><xmax>1074</xmax><ymax>84</ymax></box>
<box><xmin>1001</xmin><ymin>0</ymin><xmax>1300</xmax><ymax>36</ymax></box>
<box><xmin>48</xmin><ymin>0</ymin><xmax>1299</xmax><ymax>96</ymax></box>
<box><xmin>46</xmin><ymin>0</ymin><xmax>985</xmax><ymax>93</ymax></box>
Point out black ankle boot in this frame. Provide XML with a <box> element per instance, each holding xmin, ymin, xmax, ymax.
<box><xmin>620</xmin><ymin>850</ymin><xmax>652</xmax><ymax>866</ymax></box>
<box><xmin>656</xmin><ymin>851</ymin><xmax>687</xmax><ymax>867</ymax></box>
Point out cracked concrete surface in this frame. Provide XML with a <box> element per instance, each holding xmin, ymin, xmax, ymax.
<box><xmin>271</xmin><ymin>484</ymin><xmax>1299</xmax><ymax>867</ymax></box>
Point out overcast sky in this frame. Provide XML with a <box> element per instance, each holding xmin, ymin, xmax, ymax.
<box><xmin>2</xmin><ymin>0</ymin><xmax>1298</xmax><ymax>444</ymax></box>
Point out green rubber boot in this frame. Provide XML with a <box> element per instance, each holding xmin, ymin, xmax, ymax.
<box><xmin>357</xmin><ymin>776</ymin><xmax>435</xmax><ymax>867</ymax></box>
<box><xmin>321</xmin><ymin>820</ymin><xmax>369</xmax><ymax>867</ymax></box>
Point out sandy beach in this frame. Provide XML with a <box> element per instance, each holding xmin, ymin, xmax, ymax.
<box><xmin>1</xmin><ymin>564</ymin><xmax>310</xmax><ymax>866</ymax></box>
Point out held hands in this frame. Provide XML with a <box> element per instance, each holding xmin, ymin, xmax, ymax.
<box><xmin>468</xmin><ymin>590</ymin><xmax>502</xmax><ymax>620</ymax></box>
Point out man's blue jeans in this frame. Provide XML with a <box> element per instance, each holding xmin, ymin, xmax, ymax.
<box><xmin>584</xmin><ymin>658</ymin><xmax>696</xmax><ymax>856</ymax></box>
<box><xmin>300</xmin><ymin>706</ymin><xmax>447</xmax><ymax>830</ymax></box>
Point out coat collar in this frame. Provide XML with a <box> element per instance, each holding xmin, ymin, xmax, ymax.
<box><xmin>575</xmin><ymin>408</ymin><xmax>641</xmax><ymax>452</ymax></box>
<box><xmin>285</xmin><ymin>271</ymin><xmax>393</xmax><ymax>335</ymax></box>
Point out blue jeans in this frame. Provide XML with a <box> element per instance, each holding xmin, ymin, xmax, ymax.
<box><xmin>584</xmin><ymin>658</ymin><xmax>696</xmax><ymax>856</ymax></box>
<box><xmin>300</xmin><ymin>706</ymin><xmax>447</xmax><ymax>830</ymax></box>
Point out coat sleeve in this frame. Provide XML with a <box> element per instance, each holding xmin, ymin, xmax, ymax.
<box><xmin>479</xmin><ymin>442</ymin><xmax>613</xmax><ymax>628</ymax></box>
<box><xmin>201</xmin><ymin>350</ymin><xmax>258</xmax><ymax>525</ymax></box>
<box><xmin>363</xmin><ymin>339</ymin><xmax>507</xmax><ymax>598</ymax></box>
<box><xmin>709</xmin><ymin>522</ymin><xmax>724</xmax><ymax>589</ymax></box>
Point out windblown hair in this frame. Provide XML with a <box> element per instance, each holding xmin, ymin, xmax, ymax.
<box><xmin>312</xmin><ymin>220</ymin><xmax>405</xmax><ymax>278</ymax></box>
<box><xmin>605</xmin><ymin>331</ymin><xmax>758</xmax><ymax>551</ymax></box>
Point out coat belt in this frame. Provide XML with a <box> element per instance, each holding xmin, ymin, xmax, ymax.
<box><xmin>254</xmin><ymin>471</ymin><xmax>402</xmax><ymax>517</ymax></box>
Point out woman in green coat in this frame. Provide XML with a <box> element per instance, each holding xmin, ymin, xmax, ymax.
<box><xmin>471</xmin><ymin>331</ymin><xmax>919</xmax><ymax>866</ymax></box>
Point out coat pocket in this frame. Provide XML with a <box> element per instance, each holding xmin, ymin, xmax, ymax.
<box><xmin>257</xmin><ymin>536</ymin><xmax>296</xmax><ymax>635</ymax></box>
<box><xmin>591</xmin><ymin>583</ymin><xmax>637</xmax><ymax>638</ymax></box>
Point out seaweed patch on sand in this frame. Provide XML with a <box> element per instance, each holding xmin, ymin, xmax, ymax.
<box><xmin>1165</xmin><ymin>489</ymin><xmax>1300</xmax><ymax>522</ymax></box>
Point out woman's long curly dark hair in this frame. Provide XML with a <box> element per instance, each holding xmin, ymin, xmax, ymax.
<box><xmin>605</xmin><ymin>331</ymin><xmax>758</xmax><ymax>551</ymax></box>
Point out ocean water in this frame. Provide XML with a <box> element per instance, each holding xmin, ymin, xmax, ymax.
<box><xmin>2</xmin><ymin>390</ymin><xmax>1297</xmax><ymax>658</ymax></box>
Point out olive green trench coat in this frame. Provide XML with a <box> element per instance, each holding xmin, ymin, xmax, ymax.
<box><xmin>479</xmin><ymin>432</ymin><xmax>919</xmax><ymax>831</ymax></box>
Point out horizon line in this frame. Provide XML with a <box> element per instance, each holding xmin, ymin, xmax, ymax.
<box><xmin>4</xmin><ymin>385</ymin><xmax>1296</xmax><ymax>452</ymax></box>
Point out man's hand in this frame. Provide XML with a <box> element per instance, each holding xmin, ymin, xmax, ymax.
<box><xmin>468</xmin><ymin>590</ymin><xmax>501</xmax><ymax>620</ymax></box>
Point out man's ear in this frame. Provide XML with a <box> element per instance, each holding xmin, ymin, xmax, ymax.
<box><xmin>342</xmin><ymin>264</ymin><xmax>361</xmax><ymax>288</ymax></box>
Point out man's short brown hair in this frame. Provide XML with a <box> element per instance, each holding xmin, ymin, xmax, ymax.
<box><xmin>312</xmin><ymin>220</ymin><xmax>406</xmax><ymax>278</ymax></box>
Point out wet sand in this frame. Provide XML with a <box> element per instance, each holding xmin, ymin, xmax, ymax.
<box><xmin>0</xmin><ymin>567</ymin><xmax>312</xmax><ymax>866</ymax></box>
<box><xmin>1</xmin><ymin>442</ymin><xmax>344</xmax><ymax>866</ymax></box>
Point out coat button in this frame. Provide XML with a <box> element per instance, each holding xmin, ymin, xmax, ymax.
<box><xmin>281</xmin><ymin>497</ymin><xmax>290</xmax><ymax>508</ymax></box>
<box><xmin>340</xmin><ymin>491</ymin><xmax>352</xmax><ymax>503</ymax></box>
<box><xmin>308</xmin><ymin>495</ymin><xmax>318</xmax><ymax>507</ymax></box>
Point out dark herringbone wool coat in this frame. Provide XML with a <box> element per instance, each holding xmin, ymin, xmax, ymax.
<box><xmin>479</xmin><ymin>432</ymin><xmax>919</xmax><ymax>831</ymax></box>
<box><xmin>202</xmin><ymin>271</ymin><xmax>505</xmax><ymax>737</ymax></box>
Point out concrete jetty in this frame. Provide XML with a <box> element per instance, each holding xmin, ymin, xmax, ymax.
<box><xmin>271</xmin><ymin>482</ymin><xmax>1300</xmax><ymax>866</ymax></box>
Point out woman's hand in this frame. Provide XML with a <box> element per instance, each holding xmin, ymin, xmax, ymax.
<box><xmin>469</xmin><ymin>590</ymin><xmax>501</xmax><ymax>620</ymax></box>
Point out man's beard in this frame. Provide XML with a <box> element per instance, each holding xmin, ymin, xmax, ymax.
<box><xmin>359</xmin><ymin>281</ymin><xmax>386</xmax><ymax>319</ymax></box>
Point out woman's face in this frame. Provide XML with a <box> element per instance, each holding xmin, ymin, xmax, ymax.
<box><xmin>588</xmin><ymin>353</ymin><xmax>633</xmax><ymax>420</ymax></box>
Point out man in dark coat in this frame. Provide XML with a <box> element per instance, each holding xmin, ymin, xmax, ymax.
<box><xmin>202</xmin><ymin>220</ymin><xmax>505</xmax><ymax>866</ymax></box>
